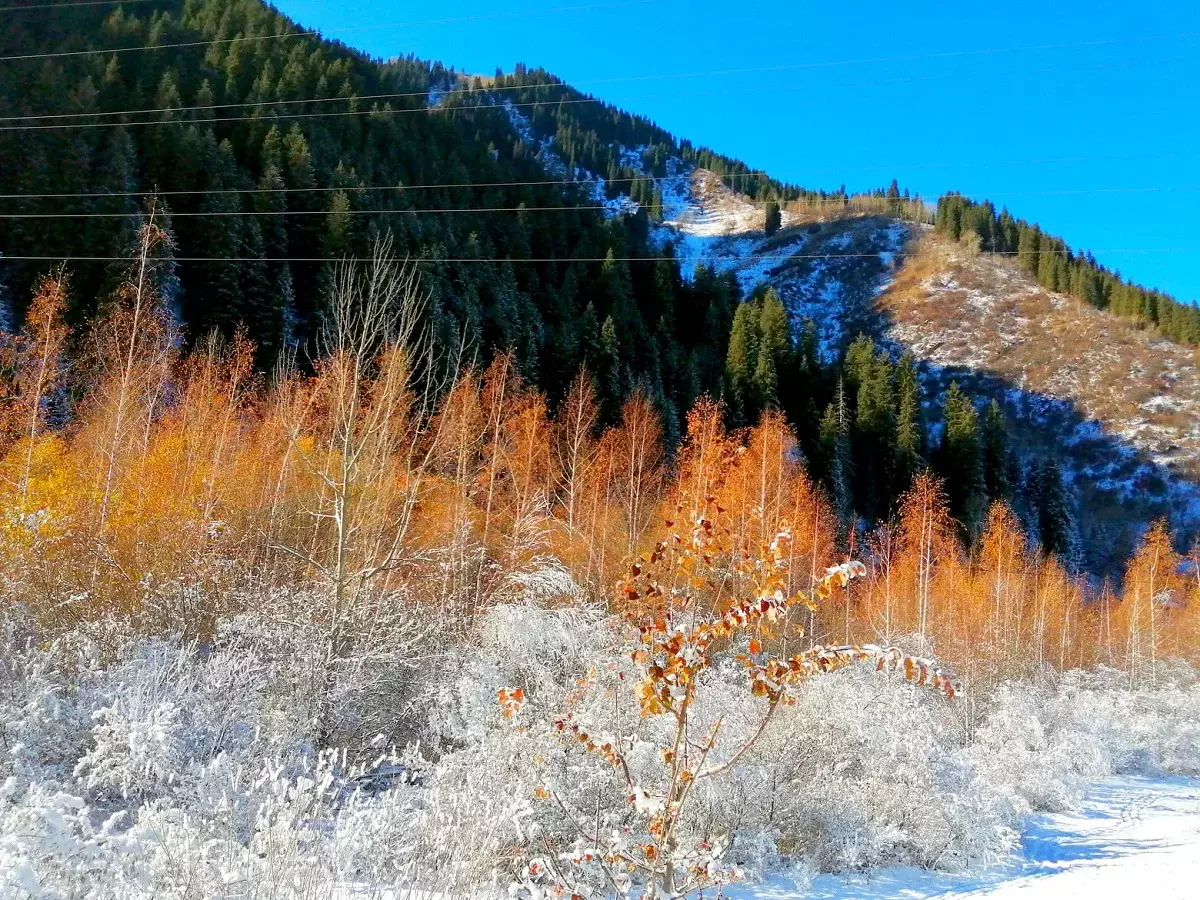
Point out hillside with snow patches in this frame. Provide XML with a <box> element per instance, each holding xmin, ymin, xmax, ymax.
<box><xmin>878</xmin><ymin>236</ymin><xmax>1200</xmax><ymax>569</ymax></box>
<box><xmin>490</xmin><ymin>94</ymin><xmax>1200</xmax><ymax>569</ymax></box>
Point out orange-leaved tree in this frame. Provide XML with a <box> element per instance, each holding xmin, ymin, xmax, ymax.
<box><xmin>510</xmin><ymin>488</ymin><xmax>958</xmax><ymax>899</ymax></box>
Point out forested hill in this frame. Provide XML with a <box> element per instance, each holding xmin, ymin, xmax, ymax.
<box><xmin>0</xmin><ymin>0</ymin><xmax>743</xmax><ymax>427</ymax></box>
<box><xmin>934</xmin><ymin>194</ymin><xmax>1200</xmax><ymax>346</ymax></box>
<box><xmin>0</xmin><ymin>0</ymin><xmax>914</xmax><ymax>410</ymax></box>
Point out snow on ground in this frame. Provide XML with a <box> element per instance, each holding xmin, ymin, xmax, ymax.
<box><xmin>730</xmin><ymin>776</ymin><xmax>1200</xmax><ymax>900</ymax></box>
<box><xmin>658</xmin><ymin>169</ymin><xmax>813</xmax><ymax>296</ymax></box>
<box><xmin>656</xmin><ymin>167</ymin><xmax>908</xmax><ymax>363</ymax></box>
<box><xmin>663</xmin><ymin>169</ymin><xmax>766</xmax><ymax>237</ymax></box>
<box><xmin>499</xmin><ymin>99</ymin><xmax>638</xmax><ymax>217</ymax></box>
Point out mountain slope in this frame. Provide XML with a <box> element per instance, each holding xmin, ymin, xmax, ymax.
<box><xmin>879</xmin><ymin>234</ymin><xmax>1200</xmax><ymax>569</ymax></box>
<box><xmin>0</xmin><ymin>0</ymin><xmax>762</xmax><ymax>426</ymax></box>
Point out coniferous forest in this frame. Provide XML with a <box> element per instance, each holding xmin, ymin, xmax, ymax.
<box><xmin>935</xmin><ymin>193</ymin><xmax>1200</xmax><ymax>345</ymax></box>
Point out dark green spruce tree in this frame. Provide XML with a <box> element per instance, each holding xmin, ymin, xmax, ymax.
<box><xmin>937</xmin><ymin>382</ymin><xmax>986</xmax><ymax>540</ymax></box>
<box><xmin>981</xmin><ymin>399</ymin><xmax>1013</xmax><ymax>507</ymax></box>
<box><xmin>853</xmin><ymin>347</ymin><xmax>895</xmax><ymax>522</ymax></box>
<box><xmin>763</xmin><ymin>200</ymin><xmax>782</xmax><ymax>236</ymax></box>
<box><xmin>893</xmin><ymin>353</ymin><xmax>926</xmax><ymax>496</ymax></box>
<box><xmin>1034</xmin><ymin>459</ymin><xmax>1076</xmax><ymax>562</ymax></box>
<box><xmin>819</xmin><ymin>378</ymin><xmax>854</xmax><ymax>529</ymax></box>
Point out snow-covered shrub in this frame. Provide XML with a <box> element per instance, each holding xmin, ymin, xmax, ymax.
<box><xmin>71</xmin><ymin>635</ymin><xmax>291</xmax><ymax>803</ymax></box>
<box><xmin>711</xmin><ymin>666</ymin><xmax>1016</xmax><ymax>874</ymax></box>
<box><xmin>964</xmin><ymin>682</ymin><xmax>1097</xmax><ymax>820</ymax></box>
<box><xmin>433</xmin><ymin>594</ymin><xmax>612</xmax><ymax>747</ymax></box>
<box><xmin>1036</xmin><ymin>666</ymin><xmax>1200</xmax><ymax>777</ymax></box>
<box><xmin>220</xmin><ymin>585</ymin><xmax>438</xmax><ymax>751</ymax></box>
<box><xmin>0</xmin><ymin>782</ymin><xmax>131</xmax><ymax>899</ymax></box>
<box><xmin>3</xmin><ymin>593</ymin><xmax>1200</xmax><ymax>898</ymax></box>
<box><xmin>74</xmin><ymin>641</ymin><xmax>200</xmax><ymax>801</ymax></box>
<box><xmin>956</xmin><ymin>665</ymin><xmax>1200</xmax><ymax>833</ymax></box>
<box><xmin>0</xmin><ymin>614</ymin><xmax>99</xmax><ymax>783</ymax></box>
<box><xmin>475</xmin><ymin>522</ymin><xmax>959</xmax><ymax>899</ymax></box>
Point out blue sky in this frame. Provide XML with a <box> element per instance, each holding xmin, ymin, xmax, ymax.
<box><xmin>276</xmin><ymin>0</ymin><xmax>1200</xmax><ymax>302</ymax></box>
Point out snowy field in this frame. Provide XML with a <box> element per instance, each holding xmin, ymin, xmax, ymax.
<box><xmin>734</xmin><ymin>777</ymin><xmax>1200</xmax><ymax>900</ymax></box>
<box><xmin>6</xmin><ymin>593</ymin><xmax>1200</xmax><ymax>898</ymax></box>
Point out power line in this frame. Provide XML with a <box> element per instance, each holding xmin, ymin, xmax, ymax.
<box><xmin>0</xmin><ymin>203</ymin><xmax>664</xmax><ymax>218</ymax></box>
<box><xmin>2</xmin><ymin>48</ymin><xmax>1193</xmax><ymax>134</ymax></box>
<box><xmin>0</xmin><ymin>0</ymin><xmax>158</xmax><ymax>10</ymax></box>
<box><xmin>0</xmin><ymin>252</ymin><xmax>899</xmax><ymax>263</ymax></box>
<box><xmin>1</xmin><ymin>13</ymin><xmax>1193</xmax><ymax>67</ymax></box>
<box><xmin>0</xmin><ymin>0</ymin><xmax>651</xmax><ymax>62</ymax></box>
<box><xmin>0</xmin><ymin>81</ymin><xmax>572</xmax><ymax>123</ymax></box>
<box><xmin>0</xmin><ymin>250</ymin><xmax>1191</xmax><ymax>264</ymax></box>
<box><xmin>2</xmin><ymin>185</ymin><xmax>1196</xmax><ymax>214</ymax></box>
<box><xmin>0</xmin><ymin>196</ymin><xmax>922</xmax><ymax>218</ymax></box>
<box><xmin>1</xmin><ymin>162</ymin><xmax>1198</xmax><ymax>204</ymax></box>
<box><xmin>0</xmin><ymin>29</ymin><xmax>311</xmax><ymax>63</ymax></box>
<box><xmin>0</xmin><ymin>198</ymin><xmax>931</xmax><ymax>219</ymax></box>
<box><xmin>0</xmin><ymin>95</ymin><xmax>601</xmax><ymax>131</ymax></box>
<box><xmin>0</xmin><ymin>171</ymin><xmax>774</xmax><ymax>201</ymax></box>
<box><xmin>0</xmin><ymin>86</ymin><xmax>444</xmax><ymax>122</ymax></box>
<box><xmin>796</xmin><ymin>149</ymin><xmax>1200</xmax><ymax>178</ymax></box>
<box><xmin>4</xmin><ymin>45</ymin><xmax>1196</xmax><ymax>127</ymax></box>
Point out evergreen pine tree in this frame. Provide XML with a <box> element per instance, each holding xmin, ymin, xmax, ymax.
<box><xmin>886</xmin><ymin>178</ymin><xmax>901</xmax><ymax>215</ymax></box>
<box><xmin>893</xmin><ymin>353</ymin><xmax>925</xmax><ymax>494</ymax></box>
<box><xmin>853</xmin><ymin>350</ymin><xmax>895</xmax><ymax>521</ymax></box>
<box><xmin>0</xmin><ymin>257</ymin><xmax>12</xmax><ymax>334</ymax></box>
<box><xmin>753</xmin><ymin>289</ymin><xmax>790</xmax><ymax>412</ymax></box>
<box><xmin>843</xmin><ymin>333</ymin><xmax>877</xmax><ymax>396</ymax></box>
<box><xmin>597</xmin><ymin>314</ymin><xmax>624</xmax><ymax>424</ymax></box>
<box><xmin>724</xmin><ymin>302</ymin><xmax>758</xmax><ymax>427</ymax></box>
<box><xmin>1017</xmin><ymin>226</ymin><xmax>1041</xmax><ymax>277</ymax></box>
<box><xmin>982</xmin><ymin>399</ymin><xmax>1013</xmax><ymax>504</ymax></box>
<box><xmin>797</xmin><ymin>317</ymin><xmax>819</xmax><ymax>373</ymax></box>
<box><xmin>580</xmin><ymin>301</ymin><xmax>602</xmax><ymax>370</ymax></box>
<box><xmin>1036</xmin><ymin>459</ymin><xmax>1075</xmax><ymax>560</ymax></box>
<box><xmin>275</xmin><ymin>263</ymin><xmax>299</xmax><ymax>352</ymax></box>
<box><xmin>763</xmin><ymin>200</ymin><xmax>782</xmax><ymax>236</ymax></box>
<box><xmin>236</xmin><ymin>218</ymin><xmax>277</xmax><ymax>361</ymax></box>
<box><xmin>819</xmin><ymin>378</ymin><xmax>854</xmax><ymax>528</ymax></box>
<box><xmin>938</xmin><ymin>382</ymin><xmax>986</xmax><ymax>539</ymax></box>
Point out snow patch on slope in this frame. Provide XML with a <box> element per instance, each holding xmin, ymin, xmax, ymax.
<box><xmin>497</xmin><ymin>97</ymin><xmax>908</xmax><ymax>364</ymax></box>
<box><xmin>500</xmin><ymin>99</ymin><xmax>639</xmax><ymax>218</ymax></box>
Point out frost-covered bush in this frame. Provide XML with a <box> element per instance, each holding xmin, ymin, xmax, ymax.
<box><xmin>440</xmin><ymin>549</ymin><xmax>961</xmax><ymax>898</ymax></box>
<box><xmin>3</xmin><ymin>589</ymin><xmax>1200</xmax><ymax>898</ymax></box>
<box><xmin>0</xmin><ymin>782</ymin><xmax>128</xmax><ymax>898</ymax></box>
<box><xmin>1</xmin><ymin>616</ymin><xmax>98</xmax><ymax>783</ymax></box>
<box><xmin>432</xmin><ymin>596</ymin><xmax>612</xmax><ymax>747</ymax></box>
<box><xmin>222</xmin><ymin>585</ymin><xmax>437</xmax><ymax>750</ymax></box>
<box><xmin>1034</xmin><ymin>666</ymin><xmax>1200</xmax><ymax>777</ymax></box>
<box><xmin>964</xmin><ymin>681</ymin><xmax>1103</xmax><ymax>820</ymax></box>
<box><xmin>727</xmin><ymin>667</ymin><xmax>1016</xmax><ymax>874</ymax></box>
<box><xmin>73</xmin><ymin>638</ymin><xmax>277</xmax><ymax>801</ymax></box>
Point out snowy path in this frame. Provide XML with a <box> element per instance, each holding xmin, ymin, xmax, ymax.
<box><xmin>733</xmin><ymin>776</ymin><xmax>1200</xmax><ymax>899</ymax></box>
